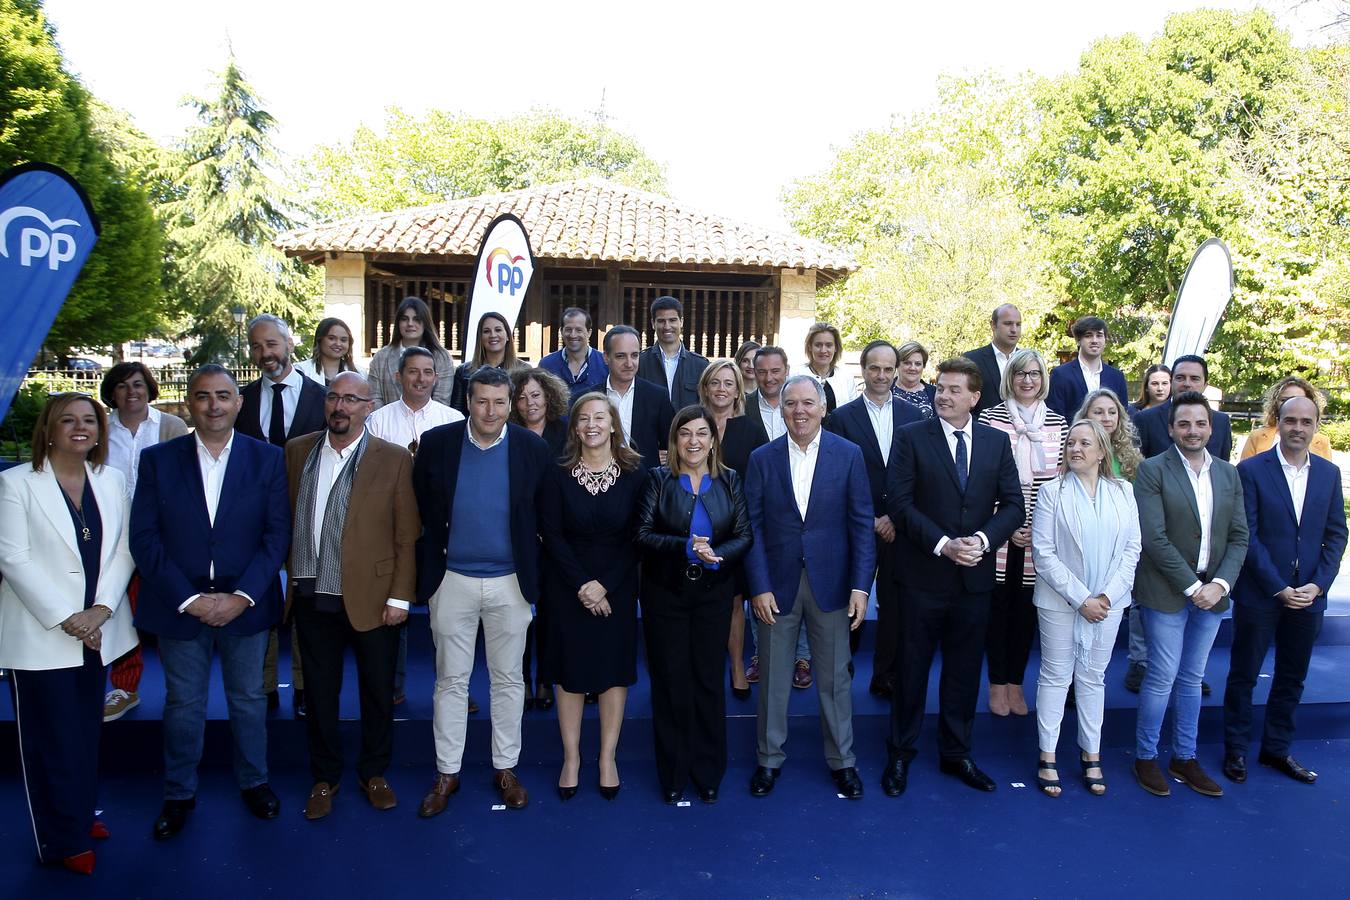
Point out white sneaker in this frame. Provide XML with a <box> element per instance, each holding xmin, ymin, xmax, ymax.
<box><xmin>103</xmin><ymin>689</ymin><xmax>139</xmax><ymax>722</ymax></box>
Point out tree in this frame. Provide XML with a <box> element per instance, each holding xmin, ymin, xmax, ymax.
<box><xmin>783</xmin><ymin>74</ymin><xmax>1055</xmax><ymax>361</ymax></box>
<box><xmin>0</xmin><ymin>0</ymin><xmax>164</xmax><ymax>358</ymax></box>
<box><xmin>302</xmin><ymin>107</ymin><xmax>667</xmax><ymax>220</ymax></box>
<box><xmin>161</xmin><ymin>57</ymin><xmax>321</xmax><ymax>363</ymax></box>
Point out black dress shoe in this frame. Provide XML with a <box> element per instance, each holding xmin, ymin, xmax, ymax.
<box><xmin>152</xmin><ymin>798</ymin><xmax>195</xmax><ymax>841</ymax></box>
<box><xmin>662</xmin><ymin>789</ymin><xmax>683</xmax><ymax>805</ymax></box>
<box><xmin>293</xmin><ymin>689</ymin><xmax>306</xmax><ymax>720</ymax></box>
<box><xmin>881</xmin><ymin>758</ymin><xmax>909</xmax><ymax>797</ymax></box>
<box><xmin>831</xmin><ymin>766</ymin><xmax>864</xmax><ymax>799</ymax></box>
<box><xmin>867</xmin><ymin>677</ymin><xmax>893</xmax><ymax>699</ymax></box>
<box><xmin>266</xmin><ymin>690</ymin><xmax>279</xmax><ymax>712</ymax></box>
<box><xmin>1259</xmin><ymin>752</ymin><xmax>1317</xmax><ymax>784</ymax></box>
<box><xmin>1223</xmin><ymin>753</ymin><xmax>1247</xmax><ymax>783</ymax></box>
<box><xmin>749</xmin><ymin>766</ymin><xmax>780</xmax><ymax>797</ymax></box>
<box><xmin>1201</xmin><ymin>680</ymin><xmax>1212</xmax><ymax>697</ymax></box>
<box><xmin>939</xmin><ymin>757</ymin><xmax>996</xmax><ymax>792</ymax></box>
<box><xmin>241</xmin><ymin>784</ymin><xmax>281</xmax><ymax>819</ymax></box>
<box><xmin>697</xmin><ymin>786</ymin><xmax>718</xmax><ymax>804</ymax></box>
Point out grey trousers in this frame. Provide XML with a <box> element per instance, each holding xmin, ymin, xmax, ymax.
<box><xmin>756</xmin><ymin>570</ymin><xmax>855</xmax><ymax>770</ymax></box>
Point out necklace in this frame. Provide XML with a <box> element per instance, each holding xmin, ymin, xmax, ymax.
<box><xmin>573</xmin><ymin>459</ymin><xmax>619</xmax><ymax>496</ymax></box>
<box><xmin>64</xmin><ymin>488</ymin><xmax>92</xmax><ymax>542</ymax></box>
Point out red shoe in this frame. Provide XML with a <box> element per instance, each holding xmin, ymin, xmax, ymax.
<box><xmin>792</xmin><ymin>659</ymin><xmax>813</xmax><ymax>689</ymax></box>
<box><xmin>89</xmin><ymin>820</ymin><xmax>110</xmax><ymax>840</ymax></box>
<box><xmin>745</xmin><ymin>657</ymin><xmax>760</xmax><ymax>684</ymax></box>
<box><xmin>62</xmin><ymin>851</ymin><xmax>96</xmax><ymax>875</ymax></box>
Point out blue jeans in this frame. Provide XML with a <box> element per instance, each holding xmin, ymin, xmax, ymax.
<box><xmin>1135</xmin><ymin>604</ymin><xmax>1222</xmax><ymax>760</ymax></box>
<box><xmin>748</xmin><ymin>609</ymin><xmax>811</xmax><ymax>662</ymax></box>
<box><xmin>159</xmin><ymin>627</ymin><xmax>270</xmax><ymax>799</ymax></box>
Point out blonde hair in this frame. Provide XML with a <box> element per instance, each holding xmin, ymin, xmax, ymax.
<box><xmin>1075</xmin><ymin>388</ymin><xmax>1142</xmax><ymax>479</ymax></box>
<box><xmin>697</xmin><ymin>360</ymin><xmax>746</xmax><ymax>416</ymax></box>
<box><xmin>559</xmin><ymin>392</ymin><xmax>642</xmax><ymax>472</ymax></box>
<box><xmin>804</xmin><ymin>322</ymin><xmax>843</xmax><ymax>373</ymax></box>
<box><xmin>1059</xmin><ymin>418</ymin><xmax>1118</xmax><ymax>482</ymax></box>
<box><xmin>1000</xmin><ymin>348</ymin><xmax>1049</xmax><ymax>403</ymax></box>
<box><xmin>1262</xmin><ymin>376</ymin><xmax>1322</xmax><ymax>428</ymax></box>
<box><xmin>31</xmin><ymin>393</ymin><xmax>109</xmax><ymax>472</ymax></box>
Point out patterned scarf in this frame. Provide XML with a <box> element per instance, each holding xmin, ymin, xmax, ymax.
<box><xmin>1007</xmin><ymin>399</ymin><xmax>1049</xmax><ymax>485</ymax></box>
<box><xmin>290</xmin><ymin>432</ymin><xmax>368</xmax><ymax>595</ymax></box>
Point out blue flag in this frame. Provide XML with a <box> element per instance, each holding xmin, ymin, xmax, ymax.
<box><xmin>0</xmin><ymin>163</ymin><xmax>100</xmax><ymax>425</ymax></box>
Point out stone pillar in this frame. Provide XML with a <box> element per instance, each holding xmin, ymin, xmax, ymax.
<box><xmin>322</xmin><ymin>253</ymin><xmax>368</xmax><ymax>360</ymax></box>
<box><xmin>777</xmin><ymin>268</ymin><xmax>819</xmax><ymax>368</ymax></box>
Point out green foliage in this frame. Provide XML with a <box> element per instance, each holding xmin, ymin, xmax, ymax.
<box><xmin>0</xmin><ymin>379</ymin><xmax>48</xmax><ymax>458</ymax></box>
<box><xmin>0</xmin><ymin>0</ymin><xmax>165</xmax><ymax>355</ymax></box>
<box><xmin>1319</xmin><ymin>418</ymin><xmax>1350</xmax><ymax>452</ymax></box>
<box><xmin>302</xmin><ymin>107</ymin><xmax>668</xmax><ymax>220</ymax></box>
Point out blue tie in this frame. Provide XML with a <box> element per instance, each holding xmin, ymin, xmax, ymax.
<box><xmin>953</xmin><ymin>430</ymin><xmax>968</xmax><ymax>493</ymax></box>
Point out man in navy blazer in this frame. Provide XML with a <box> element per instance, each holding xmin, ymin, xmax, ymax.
<box><xmin>825</xmin><ymin>340</ymin><xmax>924</xmax><ymax>697</ymax></box>
<box><xmin>636</xmin><ymin>295</ymin><xmax>709</xmax><ymax>410</ymax></box>
<box><xmin>963</xmin><ymin>303</ymin><xmax>1022</xmax><ymax>416</ymax></box>
<box><xmin>882</xmin><ymin>356</ymin><xmax>1024</xmax><ymax>797</ymax></box>
<box><xmin>1135</xmin><ymin>354</ymin><xmax>1232</xmax><ymax>461</ymax></box>
<box><xmin>745</xmin><ymin>376</ymin><xmax>875</xmax><ymax>800</ymax></box>
<box><xmin>1223</xmin><ymin>395</ymin><xmax>1347</xmax><ymax>784</ymax></box>
<box><xmin>130</xmin><ymin>365</ymin><xmax>292</xmax><ymax>840</ymax></box>
<box><xmin>604</xmin><ymin>325</ymin><xmax>675</xmax><ymax>470</ymax></box>
<box><xmin>1046</xmin><ymin>316</ymin><xmax>1129</xmax><ymax>419</ymax></box>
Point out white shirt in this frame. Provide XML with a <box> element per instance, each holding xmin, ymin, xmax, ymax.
<box><xmin>606</xmin><ymin>377</ymin><xmax>637</xmax><ymax>445</ymax></box>
<box><xmin>1276</xmin><ymin>442</ymin><xmax>1310</xmax><ymax>525</ymax></box>
<box><xmin>787</xmin><ymin>430</ymin><xmax>821</xmax><ymax>519</ymax></box>
<box><xmin>257</xmin><ymin>367</ymin><xmax>305</xmax><ymax>436</ymax></box>
<box><xmin>1078</xmin><ymin>355</ymin><xmax>1103</xmax><ymax>394</ymax></box>
<box><xmin>660</xmin><ymin>346</ymin><xmax>681</xmax><ymax>401</ymax></box>
<box><xmin>366</xmin><ymin>398</ymin><xmax>463</xmax><ymax>449</ymax></box>
<box><xmin>180</xmin><ymin>432</ymin><xmax>253</xmax><ymax>612</ymax></box>
<box><xmin>107</xmin><ymin>406</ymin><xmax>162</xmax><ymax>498</ymax></box>
<box><xmin>295</xmin><ymin>358</ymin><xmax>366</xmax><ymax>386</ymax></box>
<box><xmin>1174</xmin><ymin>446</ymin><xmax>1230</xmax><ymax>597</ymax></box>
<box><xmin>993</xmin><ymin>345</ymin><xmax>1015</xmax><ymax>378</ymax></box>
<box><xmin>757</xmin><ymin>392</ymin><xmax>787</xmax><ymax>441</ymax></box>
<box><xmin>932</xmin><ymin>417</ymin><xmax>989</xmax><ymax>557</ymax></box>
<box><xmin>863</xmin><ymin>393</ymin><xmax>894</xmax><ymax>466</ymax></box>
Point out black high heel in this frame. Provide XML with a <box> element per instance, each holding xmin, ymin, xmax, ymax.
<box><xmin>557</xmin><ymin>784</ymin><xmax>578</xmax><ymax>801</ymax></box>
<box><xmin>1080</xmin><ymin>755</ymin><xmax>1107</xmax><ymax>796</ymax></box>
<box><xmin>598</xmin><ymin>781</ymin><xmax>621</xmax><ymax>801</ymax></box>
<box><xmin>1036</xmin><ymin>759</ymin><xmax>1061</xmax><ymax>797</ymax></box>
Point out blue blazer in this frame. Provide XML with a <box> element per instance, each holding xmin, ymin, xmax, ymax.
<box><xmin>130</xmin><ymin>433</ymin><xmax>291</xmax><ymax>639</ymax></box>
<box><xmin>237</xmin><ymin>373</ymin><xmax>328</xmax><ymax>444</ymax></box>
<box><xmin>825</xmin><ymin>395</ymin><xmax>924</xmax><ymax>514</ymax></box>
<box><xmin>743</xmin><ymin>431</ymin><xmax>875</xmax><ymax>615</ymax></box>
<box><xmin>1233</xmin><ymin>448</ymin><xmax>1347</xmax><ymax>613</ymax></box>
<box><xmin>411</xmin><ymin>421</ymin><xmax>550</xmax><ymax>604</ymax></box>
<box><xmin>1135</xmin><ymin>399</ymin><xmax>1232</xmax><ymax>461</ymax></box>
<box><xmin>1046</xmin><ymin>360</ymin><xmax>1129</xmax><ymax>420</ymax></box>
<box><xmin>884</xmin><ymin>417</ymin><xmax>1025</xmax><ymax>594</ymax></box>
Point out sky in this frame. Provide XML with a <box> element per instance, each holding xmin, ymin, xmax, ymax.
<box><xmin>40</xmin><ymin>0</ymin><xmax>1336</xmax><ymax>231</ymax></box>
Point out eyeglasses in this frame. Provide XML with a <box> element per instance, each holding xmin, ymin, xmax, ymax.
<box><xmin>1014</xmin><ymin>371</ymin><xmax>1043</xmax><ymax>381</ymax></box>
<box><xmin>325</xmin><ymin>393</ymin><xmax>371</xmax><ymax>406</ymax></box>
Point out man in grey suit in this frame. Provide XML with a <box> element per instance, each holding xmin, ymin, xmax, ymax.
<box><xmin>1132</xmin><ymin>391</ymin><xmax>1248</xmax><ymax>799</ymax></box>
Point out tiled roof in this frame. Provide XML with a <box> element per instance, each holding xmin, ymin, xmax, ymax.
<box><xmin>274</xmin><ymin>178</ymin><xmax>858</xmax><ymax>278</ymax></box>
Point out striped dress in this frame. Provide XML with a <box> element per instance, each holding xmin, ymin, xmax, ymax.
<box><xmin>978</xmin><ymin>402</ymin><xmax>1066</xmax><ymax>583</ymax></box>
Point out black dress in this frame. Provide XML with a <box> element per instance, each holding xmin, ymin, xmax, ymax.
<box><xmin>538</xmin><ymin>461</ymin><xmax>645</xmax><ymax>693</ymax></box>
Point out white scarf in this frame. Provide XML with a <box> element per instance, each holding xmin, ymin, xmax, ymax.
<box><xmin>1007</xmin><ymin>399</ymin><xmax>1049</xmax><ymax>485</ymax></box>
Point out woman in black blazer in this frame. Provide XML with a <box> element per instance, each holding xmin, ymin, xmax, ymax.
<box><xmin>636</xmin><ymin>405</ymin><xmax>753</xmax><ymax>804</ymax></box>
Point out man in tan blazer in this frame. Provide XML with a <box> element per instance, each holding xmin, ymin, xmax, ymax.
<box><xmin>284</xmin><ymin>372</ymin><xmax>420</xmax><ymax>820</ymax></box>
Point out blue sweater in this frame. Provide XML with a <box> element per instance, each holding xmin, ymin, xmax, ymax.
<box><xmin>447</xmin><ymin>429</ymin><xmax>514</xmax><ymax>577</ymax></box>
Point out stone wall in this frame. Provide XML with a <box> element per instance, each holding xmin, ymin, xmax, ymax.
<box><xmin>777</xmin><ymin>268</ymin><xmax>818</xmax><ymax>367</ymax></box>
<box><xmin>321</xmin><ymin>253</ymin><xmax>368</xmax><ymax>361</ymax></box>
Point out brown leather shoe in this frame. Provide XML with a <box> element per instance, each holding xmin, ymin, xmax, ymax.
<box><xmin>361</xmin><ymin>776</ymin><xmax>397</xmax><ymax>811</ymax></box>
<box><xmin>1133</xmin><ymin>758</ymin><xmax>1170</xmax><ymax>797</ymax></box>
<box><xmin>1169</xmin><ymin>757</ymin><xmax>1223</xmax><ymax>797</ymax></box>
<box><xmin>493</xmin><ymin>768</ymin><xmax>529</xmax><ymax>809</ymax></box>
<box><xmin>304</xmin><ymin>782</ymin><xmax>339</xmax><ymax>820</ymax></box>
<box><xmin>417</xmin><ymin>773</ymin><xmax>460</xmax><ymax>819</ymax></box>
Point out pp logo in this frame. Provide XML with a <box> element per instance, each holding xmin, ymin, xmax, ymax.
<box><xmin>0</xmin><ymin>205</ymin><xmax>81</xmax><ymax>270</ymax></box>
<box><xmin>485</xmin><ymin>247</ymin><xmax>526</xmax><ymax>296</ymax></box>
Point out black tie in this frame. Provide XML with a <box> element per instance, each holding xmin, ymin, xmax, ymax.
<box><xmin>268</xmin><ymin>382</ymin><xmax>287</xmax><ymax>447</ymax></box>
<box><xmin>953</xmin><ymin>430</ymin><xmax>968</xmax><ymax>493</ymax></box>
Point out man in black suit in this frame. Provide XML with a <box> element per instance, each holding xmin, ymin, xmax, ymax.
<box><xmin>604</xmin><ymin>325</ymin><xmax>675</xmax><ymax>471</ymax></box>
<box><xmin>826</xmin><ymin>340</ymin><xmax>923</xmax><ymax>696</ymax></box>
<box><xmin>636</xmin><ymin>295</ymin><xmax>709</xmax><ymax>410</ymax></box>
<box><xmin>963</xmin><ymin>304</ymin><xmax>1022</xmax><ymax>416</ymax></box>
<box><xmin>1135</xmin><ymin>354</ymin><xmax>1232</xmax><ymax>461</ymax></box>
<box><xmin>881</xmin><ymin>356</ymin><xmax>1024</xmax><ymax>796</ymax></box>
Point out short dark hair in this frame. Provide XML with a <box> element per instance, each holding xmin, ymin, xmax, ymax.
<box><xmin>398</xmin><ymin>345</ymin><xmax>435</xmax><ymax>372</ymax></box>
<box><xmin>1169</xmin><ymin>389</ymin><xmax>1212</xmax><ymax>425</ymax></box>
<box><xmin>650</xmin><ymin>295</ymin><xmax>683</xmax><ymax>318</ymax></box>
<box><xmin>753</xmin><ymin>346</ymin><xmax>789</xmax><ymax>368</ymax></box>
<box><xmin>1071</xmin><ymin>316</ymin><xmax>1108</xmax><ymax>340</ymax></box>
<box><xmin>936</xmin><ymin>356</ymin><xmax>982</xmax><ymax>394</ymax></box>
<box><xmin>100</xmin><ymin>361</ymin><xmax>160</xmax><ymax>408</ymax></box>
<box><xmin>391</xmin><ymin>296</ymin><xmax>446</xmax><ymax>354</ymax></box>
<box><xmin>667</xmin><ymin>404</ymin><xmax>725</xmax><ymax>478</ymax></box>
<box><xmin>560</xmin><ymin>306</ymin><xmax>592</xmax><ymax>330</ymax></box>
<box><xmin>1171</xmin><ymin>354</ymin><xmax>1209</xmax><ymax>382</ymax></box>
<box><xmin>188</xmin><ymin>364</ymin><xmax>238</xmax><ymax>394</ymax></box>
<box><xmin>467</xmin><ymin>365</ymin><xmax>513</xmax><ymax>399</ymax></box>
<box><xmin>603</xmin><ymin>324</ymin><xmax>641</xmax><ymax>353</ymax></box>
<box><xmin>859</xmin><ymin>340</ymin><xmax>900</xmax><ymax>369</ymax></box>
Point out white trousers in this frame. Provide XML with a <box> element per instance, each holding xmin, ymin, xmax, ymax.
<box><xmin>1035</xmin><ymin>603</ymin><xmax>1125</xmax><ymax>754</ymax></box>
<box><xmin>429</xmin><ymin>570</ymin><xmax>532</xmax><ymax>773</ymax></box>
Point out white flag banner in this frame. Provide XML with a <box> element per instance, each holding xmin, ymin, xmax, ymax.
<box><xmin>1162</xmin><ymin>238</ymin><xmax>1234</xmax><ymax>367</ymax></box>
<box><xmin>463</xmin><ymin>213</ymin><xmax>536</xmax><ymax>362</ymax></box>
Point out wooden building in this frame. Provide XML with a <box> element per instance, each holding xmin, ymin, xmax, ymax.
<box><xmin>274</xmin><ymin>179</ymin><xmax>858</xmax><ymax>364</ymax></box>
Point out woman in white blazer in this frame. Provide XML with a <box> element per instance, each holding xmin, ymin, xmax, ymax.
<box><xmin>1030</xmin><ymin>419</ymin><xmax>1141</xmax><ymax>798</ymax></box>
<box><xmin>0</xmin><ymin>394</ymin><xmax>136</xmax><ymax>875</ymax></box>
<box><xmin>294</xmin><ymin>316</ymin><xmax>365</xmax><ymax>387</ymax></box>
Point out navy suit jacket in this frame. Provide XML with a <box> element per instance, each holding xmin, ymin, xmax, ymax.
<box><xmin>1135</xmin><ymin>399</ymin><xmax>1233</xmax><ymax>461</ymax></box>
<box><xmin>130</xmin><ymin>432</ymin><xmax>291</xmax><ymax>639</ymax></box>
<box><xmin>1233</xmin><ymin>448</ymin><xmax>1348</xmax><ymax>613</ymax></box>
<box><xmin>826</xmin><ymin>395</ymin><xmax>924</xmax><ymax>514</ymax></box>
<box><xmin>626</xmin><ymin>377</ymin><xmax>676</xmax><ymax>472</ymax></box>
<box><xmin>1046</xmin><ymin>360</ymin><xmax>1129</xmax><ymax>420</ymax></box>
<box><xmin>637</xmin><ymin>345</ymin><xmax>709</xmax><ymax>412</ymax></box>
<box><xmin>962</xmin><ymin>344</ymin><xmax>1004</xmax><ymax>415</ymax></box>
<box><xmin>743</xmin><ymin>431</ymin><xmax>876</xmax><ymax>615</ymax></box>
<box><xmin>885</xmin><ymin>417</ymin><xmax>1025</xmax><ymax>594</ymax></box>
<box><xmin>411</xmin><ymin>421</ymin><xmax>551</xmax><ymax>604</ymax></box>
<box><xmin>238</xmin><ymin>373</ymin><xmax>328</xmax><ymax>445</ymax></box>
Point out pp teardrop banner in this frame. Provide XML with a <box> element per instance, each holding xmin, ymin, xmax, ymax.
<box><xmin>463</xmin><ymin>213</ymin><xmax>536</xmax><ymax>365</ymax></box>
<box><xmin>1162</xmin><ymin>238</ymin><xmax>1233</xmax><ymax>367</ymax></box>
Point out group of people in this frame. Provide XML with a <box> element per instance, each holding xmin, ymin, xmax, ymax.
<box><xmin>0</xmin><ymin>296</ymin><xmax>1344</xmax><ymax>876</ymax></box>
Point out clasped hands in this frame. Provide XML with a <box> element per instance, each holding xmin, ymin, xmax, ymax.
<box><xmin>185</xmin><ymin>592</ymin><xmax>251</xmax><ymax>627</ymax></box>
<box><xmin>1278</xmin><ymin>583</ymin><xmax>1320</xmax><ymax>610</ymax></box>
<box><xmin>690</xmin><ymin>534</ymin><xmax>722</xmax><ymax>567</ymax></box>
<box><xmin>61</xmin><ymin>606</ymin><xmax>110</xmax><ymax>651</ymax></box>
<box><xmin>1078</xmin><ymin>594</ymin><xmax>1110</xmax><ymax>623</ymax></box>
<box><xmin>942</xmin><ymin>536</ymin><xmax>986</xmax><ymax>567</ymax></box>
<box><xmin>578</xmin><ymin>580</ymin><xmax>611</xmax><ymax>617</ymax></box>
<box><xmin>1190</xmin><ymin>582</ymin><xmax>1226</xmax><ymax>611</ymax></box>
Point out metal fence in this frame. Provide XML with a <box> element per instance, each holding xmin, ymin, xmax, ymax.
<box><xmin>23</xmin><ymin>365</ymin><xmax>264</xmax><ymax>402</ymax></box>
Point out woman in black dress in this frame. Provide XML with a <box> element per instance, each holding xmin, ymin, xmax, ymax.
<box><xmin>538</xmin><ymin>392</ymin><xmax>645</xmax><ymax>800</ymax></box>
<box><xmin>636</xmin><ymin>405</ymin><xmax>753</xmax><ymax>804</ymax></box>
